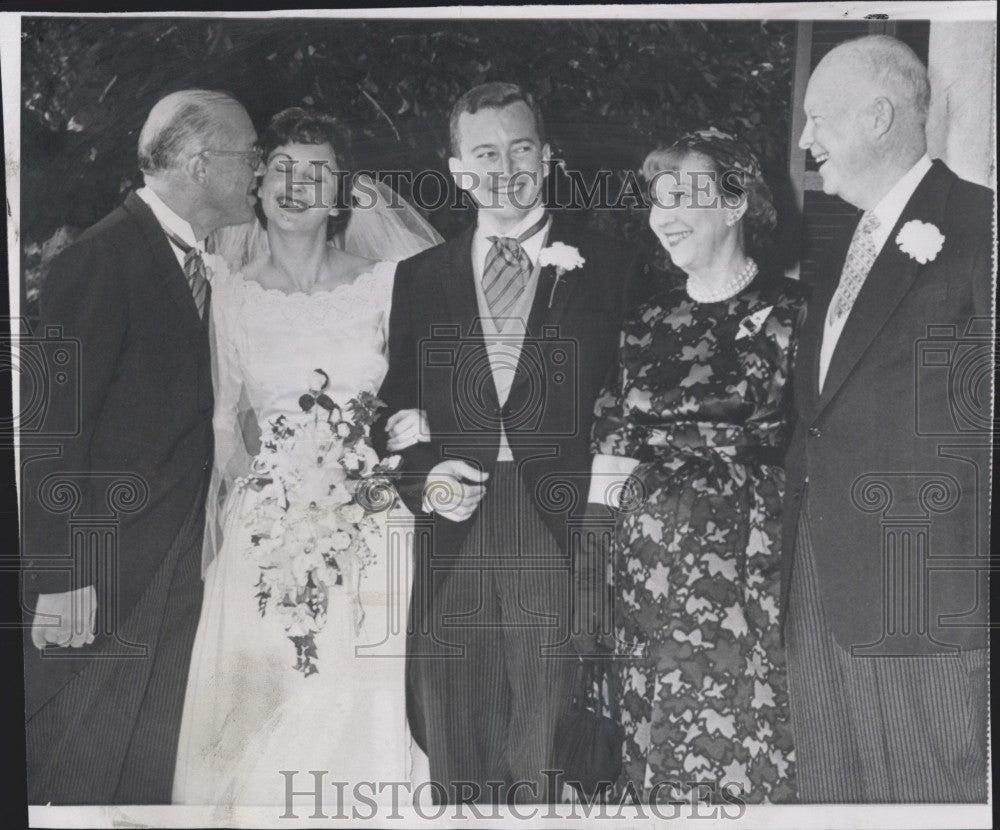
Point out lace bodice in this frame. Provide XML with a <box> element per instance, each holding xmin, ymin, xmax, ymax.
<box><xmin>210</xmin><ymin>260</ymin><xmax>396</xmax><ymax>428</ymax></box>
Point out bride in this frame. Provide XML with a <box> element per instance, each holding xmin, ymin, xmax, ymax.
<box><xmin>172</xmin><ymin>108</ymin><xmax>440</xmax><ymax>807</ymax></box>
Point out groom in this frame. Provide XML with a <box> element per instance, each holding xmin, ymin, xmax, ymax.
<box><xmin>22</xmin><ymin>89</ymin><xmax>260</xmax><ymax>803</ymax></box>
<box><xmin>377</xmin><ymin>82</ymin><xmax>637</xmax><ymax>802</ymax></box>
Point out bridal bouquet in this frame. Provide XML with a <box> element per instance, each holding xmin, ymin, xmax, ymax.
<box><xmin>239</xmin><ymin>369</ymin><xmax>401</xmax><ymax>676</ymax></box>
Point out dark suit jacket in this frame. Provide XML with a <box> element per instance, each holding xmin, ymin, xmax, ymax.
<box><xmin>375</xmin><ymin>212</ymin><xmax>639</xmax><ymax>578</ymax></box>
<box><xmin>781</xmin><ymin>160</ymin><xmax>993</xmax><ymax>654</ymax></box>
<box><xmin>21</xmin><ymin>191</ymin><xmax>214</xmax><ymax>714</ymax></box>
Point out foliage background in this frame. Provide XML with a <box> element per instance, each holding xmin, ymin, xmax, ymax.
<box><xmin>20</xmin><ymin>16</ymin><xmax>798</xmax><ymax>313</ymax></box>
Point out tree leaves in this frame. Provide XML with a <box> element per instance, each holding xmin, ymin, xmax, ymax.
<box><xmin>21</xmin><ymin>17</ymin><xmax>795</xmax><ymax>311</ymax></box>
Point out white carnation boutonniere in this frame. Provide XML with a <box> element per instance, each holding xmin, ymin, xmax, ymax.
<box><xmin>539</xmin><ymin>242</ymin><xmax>585</xmax><ymax>308</ymax></box>
<box><xmin>896</xmin><ymin>220</ymin><xmax>945</xmax><ymax>264</ymax></box>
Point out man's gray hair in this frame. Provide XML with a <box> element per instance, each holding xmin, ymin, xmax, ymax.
<box><xmin>138</xmin><ymin>89</ymin><xmax>243</xmax><ymax>175</ymax></box>
<box><xmin>833</xmin><ymin>35</ymin><xmax>931</xmax><ymax>122</ymax></box>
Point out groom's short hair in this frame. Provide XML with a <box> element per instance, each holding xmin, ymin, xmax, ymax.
<box><xmin>449</xmin><ymin>82</ymin><xmax>545</xmax><ymax>157</ymax></box>
<box><xmin>138</xmin><ymin>89</ymin><xmax>244</xmax><ymax>175</ymax></box>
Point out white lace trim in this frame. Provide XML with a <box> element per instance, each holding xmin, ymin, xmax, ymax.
<box><xmin>213</xmin><ymin>260</ymin><xmax>395</xmax><ymax>324</ymax></box>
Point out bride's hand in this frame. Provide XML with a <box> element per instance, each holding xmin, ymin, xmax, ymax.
<box><xmin>386</xmin><ymin>408</ymin><xmax>430</xmax><ymax>452</ymax></box>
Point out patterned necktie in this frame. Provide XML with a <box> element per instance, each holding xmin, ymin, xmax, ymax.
<box><xmin>827</xmin><ymin>211</ymin><xmax>881</xmax><ymax>326</ymax></box>
<box><xmin>165</xmin><ymin>231</ymin><xmax>210</xmax><ymax>320</ymax></box>
<box><xmin>483</xmin><ymin>214</ymin><xmax>549</xmax><ymax>331</ymax></box>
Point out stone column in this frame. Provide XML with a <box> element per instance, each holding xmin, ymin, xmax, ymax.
<box><xmin>927</xmin><ymin>21</ymin><xmax>997</xmax><ymax>189</ymax></box>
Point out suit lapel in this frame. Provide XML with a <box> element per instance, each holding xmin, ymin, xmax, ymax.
<box><xmin>438</xmin><ymin>225</ymin><xmax>481</xmax><ymax>334</ymax></box>
<box><xmin>509</xmin><ymin>214</ymin><xmax>580</xmax><ymax>406</ymax></box>
<box><xmin>437</xmin><ymin>225</ymin><xmax>501</xmax><ymax>409</ymax></box>
<box><xmin>122</xmin><ymin>191</ymin><xmax>205</xmax><ymax>333</ymax></box>
<box><xmin>817</xmin><ymin>161</ymin><xmax>955</xmax><ymax>412</ymax></box>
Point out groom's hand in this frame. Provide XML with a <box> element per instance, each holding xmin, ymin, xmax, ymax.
<box><xmin>31</xmin><ymin>585</ymin><xmax>97</xmax><ymax>650</ymax></box>
<box><xmin>423</xmin><ymin>460</ymin><xmax>489</xmax><ymax>522</ymax></box>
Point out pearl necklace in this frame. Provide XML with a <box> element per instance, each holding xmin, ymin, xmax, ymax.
<box><xmin>685</xmin><ymin>257</ymin><xmax>759</xmax><ymax>303</ymax></box>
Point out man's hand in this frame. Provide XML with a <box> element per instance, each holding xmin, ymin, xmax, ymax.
<box><xmin>386</xmin><ymin>408</ymin><xmax>430</xmax><ymax>453</ymax></box>
<box><xmin>423</xmin><ymin>460</ymin><xmax>490</xmax><ymax>522</ymax></box>
<box><xmin>31</xmin><ymin>585</ymin><xmax>97</xmax><ymax>650</ymax></box>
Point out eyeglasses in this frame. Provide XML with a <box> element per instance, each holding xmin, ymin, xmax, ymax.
<box><xmin>197</xmin><ymin>144</ymin><xmax>265</xmax><ymax>169</ymax></box>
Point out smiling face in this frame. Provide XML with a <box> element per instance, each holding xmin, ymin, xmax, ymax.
<box><xmin>648</xmin><ymin>151</ymin><xmax>739</xmax><ymax>275</ymax></box>
<box><xmin>448</xmin><ymin>101</ymin><xmax>550</xmax><ymax>225</ymax></box>
<box><xmin>799</xmin><ymin>60</ymin><xmax>880</xmax><ymax>208</ymax></box>
<box><xmin>200</xmin><ymin>102</ymin><xmax>262</xmax><ymax>228</ymax></box>
<box><xmin>258</xmin><ymin>141</ymin><xmax>341</xmax><ymax>236</ymax></box>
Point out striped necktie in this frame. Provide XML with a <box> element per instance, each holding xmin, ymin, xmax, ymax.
<box><xmin>164</xmin><ymin>230</ymin><xmax>210</xmax><ymax>320</ymax></box>
<box><xmin>482</xmin><ymin>213</ymin><xmax>550</xmax><ymax>331</ymax></box>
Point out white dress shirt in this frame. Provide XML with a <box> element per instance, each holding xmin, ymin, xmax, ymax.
<box><xmin>136</xmin><ymin>186</ymin><xmax>205</xmax><ymax>270</ymax></box>
<box><xmin>471</xmin><ymin>204</ymin><xmax>550</xmax><ymax>461</ymax></box>
<box><xmin>817</xmin><ymin>154</ymin><xmax>933</xmax><ymax>391</ymax></box>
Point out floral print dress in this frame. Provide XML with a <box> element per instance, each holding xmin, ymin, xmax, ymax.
<box><xmin>592</xmin><ymin>272</ymin><xmax>805</xmax><ymax>804</ymax></box>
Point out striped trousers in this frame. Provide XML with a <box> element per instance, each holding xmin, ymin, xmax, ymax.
<box><xmin>410</xmin><ymin>462</ymin><xmax>576</xmax><ymax>803</ymax></box>
<box><xmin>785</xmin><ymin>503</ymin><xmax>987</xmax><ymax>802</ymax></box>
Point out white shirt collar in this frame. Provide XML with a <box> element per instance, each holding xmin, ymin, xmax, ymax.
<box><xmin>868</xmin><ymin>154</ymin><xmax>933</xmax><ymax>250</ymax></box>
<box><xmin>474</xmin><ymin>204</ymin><xmax>549</xmax><ymax>267</ymax></box>
<box><xmin>136</xmin><ymin>185</ymin><xmax>202</xmax><ymax>251</ymax></box>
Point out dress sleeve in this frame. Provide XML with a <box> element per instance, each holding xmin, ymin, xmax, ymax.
<box><xmin>374</xmin><ymin>257</ymin><xmax>438</xmax><ymax>514</ymax></box>
<box><xmin>203</xmin><ymin>267</ymin><xmax>254</xmax><ymax>572</ymax></box>
<box><xmin>588</xmin><ymin>321</ymin><xmax>642</xmax><ymax>506</ymax></box>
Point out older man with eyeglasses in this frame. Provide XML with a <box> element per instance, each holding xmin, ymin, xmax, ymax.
<box><xmin>22</xmin><ymin>89</ymin><xmax>260</xmax><ymax>804</ymax></box>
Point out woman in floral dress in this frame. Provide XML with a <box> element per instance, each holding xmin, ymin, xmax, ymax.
<box><xmin>589</xmin><ymin>130</ymin><xmax>805</xmax><ymax>803</ymax></box>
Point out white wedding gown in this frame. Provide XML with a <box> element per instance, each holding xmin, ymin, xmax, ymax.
<box><xmin>173</xmin><ymin>260</ymin><xmax>426</xmax><ymax>807</ymax></box>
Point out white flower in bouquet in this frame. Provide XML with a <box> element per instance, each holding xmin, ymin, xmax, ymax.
<box><xmin>308</xmin><ymin>369</ymin><xmax>329</xmax><ymax>394</ymax></box>
<box><xmin>341</xmin><ymin>449</ymin><xmax>365</xmax><ymax>473</ymax></box>
<box><xmin>291</xmin><ymin>548</ymin><xmax>325</xmax><ymax>585</ymax></box>
<box><xmin>251</xmin><ymin>532</ymin><xmax>282</xmax><ymax>559</ymax></box>
<box><xmin>381</xmin><ymin>454</ymin><xmax>402</xmax><ymax>471</ymax></box>
<box><xmin>328</xmin><ymin>480</ymin><xmax>353</xmax><ymax>507</ymax></box>
<box><xmin>272</xmin><ymin>447</ymin><xmax>301</xmax><ymax>479</ymax></box>
<box><xmin>281</xmin><ymin>604</ymin><xmax>321</xmax><ymax>638</ymax></box>
<box><xmin>267</xmin><ymin>515</ymin><xmax>287</xmax><ymax>541</ymax></box>
<box><xmin>250</xmin><ymin>454</ymin><xmax>273</xmax><ymax>477</ymax></box>
<box><xmin>335</xmin><ymin>421</ymin><xmax>352</xmax><ymax>439</ymax></box>
<box><xmin>329</xmin><ymin>529</ymin><xmax>352</xmax><ymax>552</ymax></box>
<box><xmin>358</xmin><ymin>443</ymin><xmax>382</xmax><ymax>470</ymax></box>
<box><xmin>340</xmin><ymin>502</ymin><xmax>366</xmax><ymax>524</ymax></box>
<box><xmin>301</xmin><ymin>466</ymin><xmax>331</xmax><ymax>506</ymax></box>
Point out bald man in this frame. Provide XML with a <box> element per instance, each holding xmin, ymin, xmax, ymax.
<box><xmin>781</xmin><ymin>35</ymin><xmax>991</xmax><ymax>801</ymax></box>
<box><xmin>22</xmin><ymin>89</ymin><xmax>261</xmax><ymax>803</ymax></box>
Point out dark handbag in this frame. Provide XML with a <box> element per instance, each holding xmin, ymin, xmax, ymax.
<box><xmin>554</xmin><ymin>650</ymin><xmax>624</xmax><ymax>798</ymax></box>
